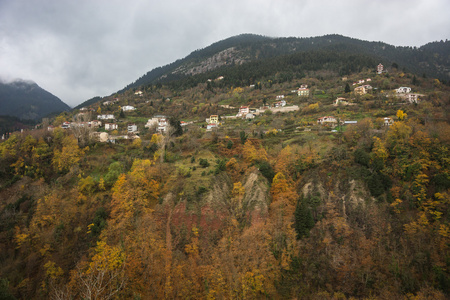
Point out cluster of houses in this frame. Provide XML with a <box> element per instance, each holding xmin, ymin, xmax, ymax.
<box><xmin>337</xmin><ymin>81</ymin><xmax>423</xmax><ymax>104</ymax></box>
<box><xmin>394</xmin><ymin>86</ymin><xmax>423</xmax><ymax>104</ymax></box>
<box><xmin>228</xmin><ymin>85</ymin><xmax>308</xmax><ymax>122</ymax></box>
<box><xmin>53</xmin><ymin>65</ymin><xmax>421</xmax><ymax>140</ymax></box>
<box><xmin>352</xmin><ymin>78</ymin><xmax>372</xmax><ymax>86</ymax></box>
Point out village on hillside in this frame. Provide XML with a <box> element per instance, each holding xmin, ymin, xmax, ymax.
<box><xmin>15</xmin><ymin>62</ymin><xmax>427</xmax><ymax>146</ymax></box>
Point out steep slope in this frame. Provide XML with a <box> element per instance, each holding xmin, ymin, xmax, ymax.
<box><xmin>0</xmin><ymin>79</ymin><xmax>70</xmax><ymax>120</ymax></box>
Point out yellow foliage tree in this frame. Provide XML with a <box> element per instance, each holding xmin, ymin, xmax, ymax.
<box><xmin>275</xmin><ymin>145</ymin><xmax>293</xmax><ymax>175</ymax></box>
<box><xmin>70</xmin><ymin>241</ymin><xmax>127</xmax><ymax>299</ymax></box>
<box><xmin>52</xmin><ymin>135</ymin><xmax>86</xmax><ymax>172</ymax></box>
<box><xmin>396</xmin><ymin>109</ymin><xmax>407</xmax><ymax>121</ymax></box>
<box><xmin>372</xmin><ymin>137</ymin><xmax>389</xmax><ymax>162</ymax></box>
<box><xmin>243</xmin><ymin>140</ymin><xmax>257</xmax><ymax>163</ymax></box>
<box><xmin>109</xmin><ymin>159</ymin><xmax>160</xmax><ymax>235</ymax></box>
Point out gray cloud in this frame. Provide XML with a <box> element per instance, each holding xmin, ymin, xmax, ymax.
<box><xmin>0</xmin><ymin>0</ymin><xmax>449</xmax><ymax>107</ymax></box>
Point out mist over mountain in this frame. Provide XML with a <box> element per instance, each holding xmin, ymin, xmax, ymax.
<box><xmin>0</xmin><ymin>79</ymin><xmax>70</xmax><ymax>121</ymax></box>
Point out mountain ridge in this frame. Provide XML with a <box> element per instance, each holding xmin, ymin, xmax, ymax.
<box><xmin>120</xmin><ymin>33</ymin><xmax>450</xmax><ymax>91</ymax></box>
<box><xmin>0</xmin><ymin>79</ymin><xmax>70</xmax><ymax>121</ymax></box>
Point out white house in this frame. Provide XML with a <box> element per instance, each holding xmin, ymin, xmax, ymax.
<box><xmin>128</xmin><ymin>124</ymin><xmax>138</xmax><ymax>132</ymax></box>
<box><xmin>405</xmin><ymin>93</ymin><xmax>423</xmax><ymax>104</ymax></box>
<box><xmin>317</xmin><ymin>116</ymin><xmax>337</xmax><ymax>125</ymax></box>
<box><xmin>97</xmin><ymin>114</ymin><xmax>115</xmax><ymax>120</ymax></box>
<box><xmin>105</xmin><ymin>123</ymin><xmax>118</xmax><ymax>131</ymax></box>
<box><xmin>384</xmin><ymin>117</ymin><xmax>394</xmax><ymax>126</ymax></box>
<box><xmin>396</xmin><ymin>87</ymin><xmax>412</xmax><ymax>94</ymax></box>
<box><xmin>334</xmin><ymin>97</ymin><xmax>349</xmax><ymax>106</ymax></box>
<box><xmin>206</xmin><ymin>123</ymin><xmax>218</xmax><ymax>130</ymax></box>
<box><xmin>145</xmin><ymin>118</ymin><xmax>159</xmax><ymax>129</ymax></box>
<box><xmin>61</xmin><ymin>122</ymin><xmax>71</xmax><ymax>129</ymax></box>
<box><xmin>245</xmin><ymin>113</ymin><xmax>256</xmax><ymax>119</ymax></box>
<box><xmin>90</xmin><ymin>120</ymin><xmax>102</xmax><ymax>127</ymax></box>
<box><xmin>158</xmin><ymin>118</ymin><xmax>168</xmax><ymax>133</ymax></box>
<box><xmin>237</xmin><ymin>106</ymin><xmax>250</xmax><ymax>117</ymax></box>
<box><xmin>134</xmin><ymin>91</ymin><xmax>143</xmax><ymax>96</ymax></box>
<box><xmin>274</xmin><ymin>100</ymin><xmax>287</xmax><ymax>107</ymax></box>
<box><xmin>276</xmin><ymin>95</ymin><xmax>285</xmax><ymax>100</ymax></box>
<box><xmin>145</xmin><ymin>115</ymin><xmax>166</xmax><ymax>129</ymax></box>
<box><xmin>122</xmin><ymin>105</ymin><xmax>136</xmax><ymax>112</ymax></box>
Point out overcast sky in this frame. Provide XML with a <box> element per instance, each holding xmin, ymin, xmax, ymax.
<box><xmin>1</xmin><ymin>0</ymin><xmax>449</xmax><ymax>107</ymax></box>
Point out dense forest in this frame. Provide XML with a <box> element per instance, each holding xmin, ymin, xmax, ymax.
<box><xmin>1</xmin><ymin>44</ymin><xmax>450</xmax><ymax>299</ymax></box>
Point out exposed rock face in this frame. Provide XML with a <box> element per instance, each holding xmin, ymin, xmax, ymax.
<box><xmin>173</xmin><ymin>47</ymin><xmax>250</xmax><ymax>76</ymax></box>
<box><xmin>301</xmin><ymin>175</ymin><xmax>372</xmax><ymax>212</ymax></box>
<box><xmin>204</xmin><ymin>172</ymin><xmax>232</xmax><ymax>207</ymax></box>
<box><xmin>242</xmin><ymin>168</ymin><xmax>270</xmax><ymax>216</ymax></box>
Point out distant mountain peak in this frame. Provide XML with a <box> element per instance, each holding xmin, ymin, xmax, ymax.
<box><xmin>0</xmin><ymin>78</ymin><xmax>70</xmax><ymax>120</ymax></box>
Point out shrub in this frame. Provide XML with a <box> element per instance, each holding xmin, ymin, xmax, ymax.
<box><xmin>258</xmin><ymin>161</ymin><xmax>275</xmax><ymax>183</ymax></box>
<box><xmin>177</xmin><ymin>166</ymin><xmax>191</xmax><ymax>177</ymax></box>
<box><xmin>214</xmin><ymin>158</ymin><xmax>227</xmax><ymax>174</ymax></box>
<box><xmin>199</xmin><ymin>158</ymin><xmax>210</xmax><ymax>168</ymax></box>
<box><xmin>197</xmin><ymin>186</ymin><xmax>207</xmax><ymax>196</ymax></box>
<box><xmin>354</xmin><ymin>148</ymin><xmax>370</xmax><ymax>167</ymax></box>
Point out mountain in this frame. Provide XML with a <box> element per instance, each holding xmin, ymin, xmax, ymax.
<box><xmin>0</xmin><ymin>79</ymin><xmax>70</xmax><ymax>120</ymax></box>
<box><xmin>120</xmin><ymin>34</ymin><xmax>450</xmax><ymax>92</ymax></box>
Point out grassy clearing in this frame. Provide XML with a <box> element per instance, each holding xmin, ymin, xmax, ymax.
<box><xmin>171</xmin><ymin>149</ymin><xmax>220</xmax><ymax>200</ymax></box>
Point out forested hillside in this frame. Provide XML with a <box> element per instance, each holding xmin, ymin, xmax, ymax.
<box><xmin>0</xmin><ymin>52</ymin><xmax>450</xmax><ymax>299</ymax></box>
<box><xmin>117</xmin><ymin>34</ymin><xmax>450</xmax><ymax>96</ymax></box>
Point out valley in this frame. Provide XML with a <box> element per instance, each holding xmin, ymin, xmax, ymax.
<box><xmin>0</xmin><ymin>35</ymin><xmax>449</xmax><ymax>299</ymax></box>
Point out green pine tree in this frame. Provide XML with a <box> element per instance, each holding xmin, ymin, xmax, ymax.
<box><xmin>294</xmin><ymin>199</ymin><xmax>315</xmax><ymax>239</ymax></box>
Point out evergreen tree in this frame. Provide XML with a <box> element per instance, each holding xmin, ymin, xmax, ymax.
<box><xmin>294</xmin><ymin>199</ymin><xmax>315</xmax><ymax>239</ymax></box>
<box><xmin>345</xmin><ymin>82</ymin><xmax>351</xmax><ymax>93</ymax></box>
<box><xmin>169</xmin><ymin>116</ymin><xmax>183</xmax><ymax>137</ymax></box>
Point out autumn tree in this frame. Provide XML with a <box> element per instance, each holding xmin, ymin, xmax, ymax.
<box><xmin>69</xmin><ymin>241</ymin><xmax>127</xmax><ymax>299</ymax></box>
<box><xmin>52</xmin><ymin>135</ymin><xmax>86</xmax><ymax>173</ymax></box>
<box><xmin>396</xmin><ymin>109</ymin><xmax>407</xmax><ymax>121</ymax></box>
<box><xmin>108</xmin><ymin>159</ymin><xmax>160</xmax><ymax>237</ymax></box>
